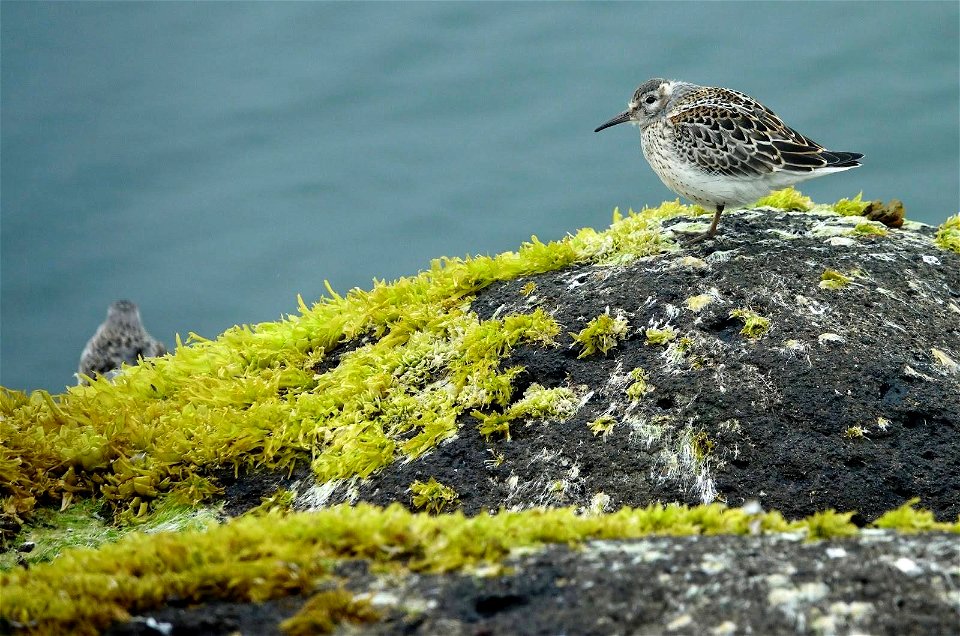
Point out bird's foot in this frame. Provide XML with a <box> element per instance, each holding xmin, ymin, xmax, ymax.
<box><xmin>682</xmin><ymin>230</ymin><xmax>717</xmax><ymax>246</ymax></box>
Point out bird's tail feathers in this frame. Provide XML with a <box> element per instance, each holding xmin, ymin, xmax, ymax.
<box><xmin>821</xmin><ymin>150</ymin><xmax>863</xmax><ymax>168</ymax></box>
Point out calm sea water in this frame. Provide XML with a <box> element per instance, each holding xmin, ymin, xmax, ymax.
<box><xmin>2</xmin><ymin>2</ymin><xmax>958</xmax><ymax>392</ymax></box>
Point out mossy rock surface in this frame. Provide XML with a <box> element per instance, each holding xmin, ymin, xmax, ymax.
<box><xmin>2</xmin><ymin>196</ymin><xmax>959</xmax><ymax>635</ymax></box>
<box><xmin>321</xmin><ymin>210</ymin><xmax>960</xmax><ymax>524</ymax></box>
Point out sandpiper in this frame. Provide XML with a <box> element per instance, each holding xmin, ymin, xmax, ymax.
<box><xmin>78</xmin><ymin>300</ymin><xmax>166</xmax><ymax>383</ymax></box>
<box><xmin>595</xmin><ymin>78</ymin><xmax>863</xmax><ymax>240</ymax></box>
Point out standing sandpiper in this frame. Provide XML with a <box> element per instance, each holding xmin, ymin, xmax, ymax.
<box><xmin>78</xmin><ymin>300</ymin><xmax>167</xmax><ymax>383</ymax></box>
<box><xmin>595</xmin><ymin>78</ymin><xmax>863</xmax><ymax>240</ymax></box>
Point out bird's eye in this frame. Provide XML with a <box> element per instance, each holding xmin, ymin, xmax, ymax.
<box><xmin>644</xmin><ymin>95</ymin><xmax>657</xmax><ymax>105</ymax></box>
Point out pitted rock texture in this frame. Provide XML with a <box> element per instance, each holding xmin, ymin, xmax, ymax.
<box><xmin>313</xmin><ymin>210</ymin><xmax>959</xmax><ymax>522</ymax></box>
<box><xmin>109</xmin><ymin>532</ymin><xmax>960</xmax><ymax>636</ymax></box>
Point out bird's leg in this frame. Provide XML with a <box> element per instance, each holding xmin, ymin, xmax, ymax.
<box><xmin>684</xmin><ymin>205</ymin><xmax>724</xmax><ymax>244</ymax></box>
<box><xmin>707</xmin><ymin>205</ymin><xmax>724</xmax><ymax>238</ymax></box>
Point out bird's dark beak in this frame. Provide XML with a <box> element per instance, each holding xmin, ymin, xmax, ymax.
<box><xmin>594</xmin><ymin>110</ymin><xmax>633</xmax><ymax>133</ymax></box>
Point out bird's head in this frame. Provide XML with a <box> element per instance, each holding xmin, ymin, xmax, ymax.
<box><xmin>106</xmin><ymin>300</ymin><xmax>143</xmax><ymax>328</ymax></box>
<box><xmin>595</xmin><ymin>78</ymin><xmax>673</xmax><ymax>133</ymax></box>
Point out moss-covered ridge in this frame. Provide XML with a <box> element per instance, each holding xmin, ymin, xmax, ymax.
<box><xmin>0</xmin><ymin>199</ymin><xmax>683</xmax><ymax>524</ymax></box>
<box><xmin>0</xmin><ymin>200</ymin><xmax>706</xmax><ymax>522</ymax></box>
<box><xmin>1</xmin><ymin>191</ymin><xmax>955</xmax><ymax>531</ymax></box>
<box><xmin>2</xmin><ymin>500</ymin><xmax>957</xmax><ymax>635</ymax></box>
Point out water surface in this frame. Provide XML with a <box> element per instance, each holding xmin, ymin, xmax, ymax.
<box><xmin>2</xmin><ymin>2</ymin><xmax>958</xmax><ymax>391</ymax></box>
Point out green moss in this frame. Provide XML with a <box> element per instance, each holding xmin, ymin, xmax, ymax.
<box><xmin>588</xmin><ymin>415</ymin><xmax>617</xmax><ymax>438</ymax></box>
<box><xmin>851</xmin><ymin>221</ymin><xmax>888</xmax><ymax>237</ymax></box>
<box><xmin>871</xmin><ymin>498</ymin><xmax>959</xmax><ymax>533</ymax></box>
<box><xmin>0</xmin><ymin>501</ymin><xmax>119</xmax><ymax>571</ymax></box>
<box><xmin>577</xmin><ymin>202</ymin><xmax>687</xmax><ymax>265</ymax></box>
<box><xmin>690</xmin><ymin>430</ymin><xmax>714</xmax><ymax>462</ymax></box>
<box><xmin>9</xmin><ymin>500</ymin><xmax>949</xmax><ymax>634</ymax></box>
<box><xmin>248</xmin><ymin>488</ymin><xmax>297</xmax><ymax>517</ymax></box>
<box><xmin>1</xmin><ymin>196</ymin><xmax>709</xmax><ymax>528</ymax></box>
<box><xmin>754</xmin><ymin>187</ymin><xmax>813</xmax><ymax>211</ymax></box>
<box><xmin>934</xmin><ymin>214</ymin><xmax>960</xmax><ymax>254</ymax></box>
<box><xmin>570</xmin><ymin>311</ymin><xmax>629</xmax><ymax>358</ymax></box>
<box><xmin>819</xmin><ymin>269</ymin><xmax>853</xmax><ymax>290</ymax></box>
<box><xmin>832</xmin><ymin>192</ymin><xmax>870</xmax><ymax>216</ymax></box>
<box><xmin>410</xmin><ymin>478</ymin><xmax>459</xmax><ymax>514</ymax></box>
<box><xmin>474</xmin><ymin>383</ymin><xmax>579</xmax><ymax>441</ymax></box>
<box><xmin>804</xmin><ymin>509</ymin><xmax>858</xmax><ymax>541</ymax></box>
<box><xmin>625</xmin><ymin>368</ymin><xmax>652</xmax><ymax>400</ymax></box>
<box><xmin>644</xmin><ymin>327</ymin><xmax>678</xmax><ymax>346</ymax></box>
<box><xmin>280</xmin><ymin>587</ymin><xmax>381</xmax><ymax>635</ymax></box>
<box><xmin>684</xmin><ymin>294</ymin><xmax>713</xmax><ymax>312</ymax></box>
<box><xmin>729</xmin><ymin>309</ymin><xmax>771</xmax><ymax>339</ymax></box>
<box><xmin>844</xmin><ymin>425</ymin><xmax>868</xmax><ymax>440</ymax></box>
<box><xmin>1</xmin><ymin>498</ymin><xmax>216</xmax><ymax>572</ymax></box>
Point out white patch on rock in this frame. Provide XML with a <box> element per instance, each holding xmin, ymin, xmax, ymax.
<box><xmin>666</xmin><ymin>614</ymin><xmax>693</xmax><ymax>631</ymax></box>
<box><xmin>668</xmin><ymin>221</ymin><xmax>712</xmax><ymax>235</ymax></box>
<box><xmin>767</xmin><ymin>580</ymin><xmax>830</xmax><ymax>632</ymax></box>
<box><xmin>586</xmin><ymin>491</ymin><xmax>611</xmax><ymax>515</ymax></box>
<box><xmin>671</xmin><ymin>255</ymin><xmax>709</xmax><ymax>269</ymax></box>
<box><xmin>931</xmin><ymin>348</ymin><xmax>959</xmax><ymax>374</ymax></box>
<box><xmin>892</xmin><ymin>556</ymin><xmax>922</xmax><ymax>575</ymax></box>
<box><xmin>825</xmin><ymin>547</ymin><xmax>848</xmax><ymax>559</ymax></box>
<box><xmin>903</xmin><ymin>365</ymin><xmax>936</xmax><ymax>381</ymax></box>
<box><xmin>826</xmin><ymin>236</ymin><xmax>857</xmax><ymax>247</ymax></box>
<box><xmin>811</xmin><ymin>601</ymin><xmax>874</xmax><ymax>636</ymax></box>
<box><xmin>296</xmin><ymin>480</ymin><xmax>347</xmax><ymax>510</ymax></box>
<box><xmin>710</xmin><ymin>621</ymin><xmax>737</xmax><ymax>636</ymax></box>
<box><xmin>817</xmin><ymin>333</ymin><xmax>845</xmax><ymax>345</ymax></box>
<box><xmin>700</xmin><ymin>552</ymin><xmax>731</xmax><ymax>575</ymax></box>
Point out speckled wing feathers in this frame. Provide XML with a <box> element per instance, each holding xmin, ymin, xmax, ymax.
<box><xmin>668</xmin><ymin>87</ymin><xmax>855</xmax><ymax>178</ymax></box>
<box><xmin>78</xmin><ymin>323</ymin><xmax>166</xmax><ymax>380</ymax></box>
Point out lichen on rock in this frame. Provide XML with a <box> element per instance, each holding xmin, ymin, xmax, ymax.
<box><xmin>1</xmin><ymin>190</ymin><xmax>959</xmax><ymax>635</ymax></box>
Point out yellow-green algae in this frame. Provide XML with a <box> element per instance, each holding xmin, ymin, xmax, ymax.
<box><xmin>819</xmin><ymin>269</ymin><xmax>853</xmax><ymax>290</ymax></box>
<box><xmin>625</xmin><ymin>367</ymin><xmax>652</xmax><ymax>400</ymax></box>
<box><xmin>690</xmin><ymin>430</ymin><xmax>714</xmax><ymax>462</ymax></box>
<box><xmin>684</xmin><ymin>294</ymin><xmax>713</xmax><ymax>312</ymax></box>
<box><xmin>644</xmin><ymin>327</ymin><xmax>678</xmax><ymax>345</ymax></box>
<box><xmin>410</xmin><ymin>478</ymin><xmax>459</xmax><ymax>514</ymax></box>
<box><xmin>2</xmin><ymin>189</ymin><xmax>957</xmax><ymax>628</ymax></box>
<box><xmin>473</xmin><ymin>383</ymin><xmax>578</xmax><ymax>441</ymax></box>
<box><xmin>851</xmin><ymin>221</ymin><xmax>888</xmax><ymax>237</ymax></box>
<box><xmin>935</xmin><ymin>213</ymin><xmax>960</xmax><ymax>254</ymax></box>
<box><xmin>247</xmin><ymin>488</ymin><xmax>297</xmax><ymax>517</ymax></box>
<box><xmin>832</xmin><ymin>192</ymin><xmax>870</xmax><ymax>216</ymax></box>
<box><xmin>844</xmin><ymin>425</ymin><xmax>868</xmax><ymax>440</ymax></box>
<box><xmin>0</xmin><ymin>497</ymin><xmax>218</xmax><ymax>571</ymax></box>
<box><xmin>2</xmin><ymin>189</ymin><xmax>894</xmax><ymax>532</ymax></box>
<box><xmin>1</xmin><ymin>199</ymin><xmax>694</xmax><ymax>530</ymax></box>
<box><xmin>753</xmin><ymin>186</ymin><xmax>813</xmax><ymax>211</ymax></box>
<box><xmin>569</xmin><ymin>311</ymin><xmax>629</xmax><ymax>358</ymax></box>
<box><xmin>1</xmin><ymin>501</ymin><xmax>956</xmax><ymax>635</ymax></box>
<box><xmin>279</xmin><ymin>587</ymin><xmax>380</xmax><ymax>635</ymax></box>
<box><xmin>587</xmin><ymin>415</ymin><xmax>616</xmax><ymax>438</ymax></box>
<box><xmin>729</xmin><ymin>309</ymin><xmax>771</xmax><ymax>339</ymax></box>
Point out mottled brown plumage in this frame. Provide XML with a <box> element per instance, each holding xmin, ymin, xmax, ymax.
<box><xmin>78</xmin><ymin>300</ymin><xmax>166</xmax><ymax>383</ymax></box>
<box><xmin>596</xmin><ymin>79</ymin><xmax>863</xmax><ymax>240</ymax></box>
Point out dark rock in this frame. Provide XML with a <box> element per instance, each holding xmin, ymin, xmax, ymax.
<box><xmin>314</xmin><ymin>210</ymin><xmax>959</xmax><ymax>523</ymax></box>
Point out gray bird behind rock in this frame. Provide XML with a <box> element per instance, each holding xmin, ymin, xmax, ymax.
<box><xmin>595</xmin><ymin>78</ymin><xmax>863</xmax><ymax>241</ymax></box>
<box><xmin>77</xmin><ymin>300</ymin><xmax>167</xmax><ymax>384</ymax></box>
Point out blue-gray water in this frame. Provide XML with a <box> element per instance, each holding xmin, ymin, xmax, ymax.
<box><xmin>2</xmin><ymin>2</ymin><xmax>958</xmax><ymax>393</ymax></box>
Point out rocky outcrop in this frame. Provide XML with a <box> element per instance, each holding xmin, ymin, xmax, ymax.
<box><xmin>316</xmin><ymin>209</ymin><xmax>960</xmax><ymax>523</ymax></box>
<box><xmin>2</xmin><ymin>200</ymin><xmax>958</xmax><ymax>635</ymax></box>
